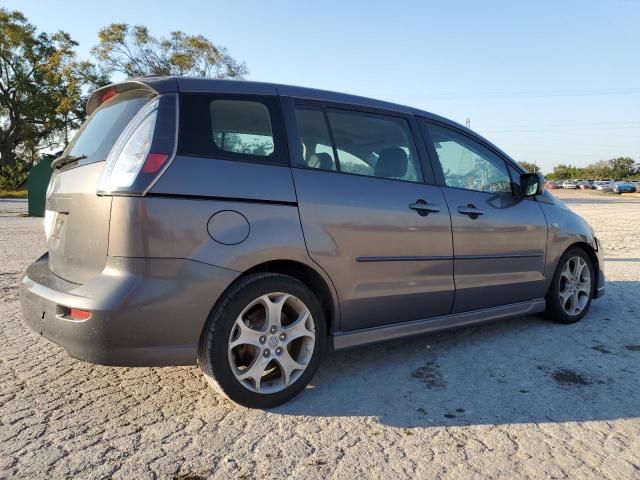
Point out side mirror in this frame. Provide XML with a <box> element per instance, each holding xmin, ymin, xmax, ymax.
<box><xmin>520</xmin><ymin>173</ymin><xmax>544</xmax><ymax>197</ymax></box>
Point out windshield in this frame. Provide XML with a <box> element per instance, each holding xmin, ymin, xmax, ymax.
<box><xmin>64</xmin><ymin>89</ymin><xmax>154</xmax><ymax>167</ymax></box>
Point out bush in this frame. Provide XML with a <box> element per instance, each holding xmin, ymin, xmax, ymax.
<box><xmin>0</xmin><ymin>162</ymin><xmax>29</xmax><ymax>190</ymax></box>
<box><xmin>0</xmin><ymin>189</ymin><xmax>27</xmax><ymax>198</ymax></box>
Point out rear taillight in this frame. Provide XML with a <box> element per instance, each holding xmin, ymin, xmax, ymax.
<box><xmin>142</xmin><ymin>153</ymin><xmax>169</xmax><ymax>173</ymax></box>
<box><xmin>100</xmin><ymin>107</ymin><xmax>158</xmax><ymax>190</ymax></box>
<box><xmin>98</xmin><ymin>94</ymin><xmax>177</xmax><ymax>196</ymax></box>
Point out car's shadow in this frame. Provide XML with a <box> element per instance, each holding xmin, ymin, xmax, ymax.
<box><xmin>274</xmin><ymin>281</ymin><xmax>640</xmax><ymax>428</ymax></box>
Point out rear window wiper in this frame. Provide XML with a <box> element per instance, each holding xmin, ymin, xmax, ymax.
<box><xmin>51</xmin><ymin>154</ymin><xmax>88</xmax><ymax>169</ymax></box>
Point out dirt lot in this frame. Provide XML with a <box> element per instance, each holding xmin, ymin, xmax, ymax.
<box><xmin>1</xmin><ymin>190</ymin><xmax>639</xmax><ymax>479</ymax></box>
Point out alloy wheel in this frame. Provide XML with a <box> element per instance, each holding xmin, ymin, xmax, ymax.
<box><xmin>558</xmin><ymin>256</ymin><xmax>591</xmax><ymax>316</ymax></box>
<box><xmin>227</xmin><ymin>292</ymin><xmax>315</xmax><ymax>394</ymax></box>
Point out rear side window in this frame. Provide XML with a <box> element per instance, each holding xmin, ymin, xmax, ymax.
<box><xmin>294</xmin><ymin>108</ymin><xmax>337</xmax><ymax>171</ymax></box>
<box><xmin>65</xmin><ymin>89</ymin><xmax>154</xmax><ymax>166</ymax></box>
<box><xmin>294</xmin><ymin>105</ymin><xmax>423</xmax><ymax>183</ymax></box>
<box><xmin>179</xmin><ymin>94</ymin><xmax>288</xmax><ymax>166</ymax></box>
<box><xmin>211</xmin><ymin>100</ymin><xmax>274</xmax><ymax>156</ymax></box>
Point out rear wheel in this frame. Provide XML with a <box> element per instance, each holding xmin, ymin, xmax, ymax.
<box><xmin>545</xmin><ymin>247</ymin><xmax>594</xmax><ymax>324</ymax></box>
<box><xmin>198</xmin><ymin>273</ymin><xmax>325</xmax><ymax>408</ymax></box>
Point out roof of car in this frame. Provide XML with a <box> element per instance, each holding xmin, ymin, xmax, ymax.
<box><xmin>135</xmin><ymin>75</ymin><xmax>460</xmax><ymax>126</ymax></box>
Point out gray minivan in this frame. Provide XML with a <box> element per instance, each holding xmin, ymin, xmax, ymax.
<box><xmin>20</xmin><ymin>77</ymin><xmax>605</xmax><ymax>408</ymax></box>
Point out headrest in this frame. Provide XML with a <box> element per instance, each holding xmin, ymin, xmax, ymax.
<box><xmin>374</xmin><ymin>148</ymin><xmax>408</xmax><ymax>178</ymax></box>
<box><xmin>310</xmin><ymin>152</ymin><xmax>334</xmax><ymax>170</ymax></box>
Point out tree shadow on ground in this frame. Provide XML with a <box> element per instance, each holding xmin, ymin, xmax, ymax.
<box><xmin>275</xmin><ymin>281</ymin><xmax>640</xmax><ymax>428</ymax></box>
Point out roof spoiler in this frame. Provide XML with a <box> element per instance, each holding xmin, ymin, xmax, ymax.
<box><xmin>86</xmin><ymin>76</ymin><xmax>179</xmax><ymax>115</ymax></box>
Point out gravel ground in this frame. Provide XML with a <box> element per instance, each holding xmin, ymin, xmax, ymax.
<box><xmin>1</xmin><ymin>191</ymin><xmax>639</xmax><ymax>480</ymax></box>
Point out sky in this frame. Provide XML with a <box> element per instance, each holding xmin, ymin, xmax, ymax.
<box><xmin>4</xmin><ymin>0</ymin><xmax>640</xmax><ymax>173</ymax></box>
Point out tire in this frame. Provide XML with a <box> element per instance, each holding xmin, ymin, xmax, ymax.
<box><xmin>544</xmin><ymin>247</ymin><xmax>595</xmax><ymax>324</ymax></box>
<box><xmin>197</xmin><ymin>273</ymin><xmax>326</xmax><ymax>408</ymax></box>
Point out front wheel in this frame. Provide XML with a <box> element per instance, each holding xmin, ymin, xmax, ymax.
<box><xmin>198</xmin><ymin>273</ymin><xmax>326</xmax><ymax>408</ymax></box>
<box><xmin>545</xmin><ymin>247</ymin><xmax>594</xmax><ymax>324</ymax></box>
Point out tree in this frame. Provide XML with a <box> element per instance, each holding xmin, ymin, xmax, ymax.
<box><xmin>584</xmin><ymin>160</ymin><xmax>611</xmax><ymax>179</ymax></box>
<box><xmin>518</xmin><ymin>161</ymin><xmax>540</xmax><ymax>173</ymax></box>
<box><xmin>0</xmin><ymin>8</ymin><xmax>106</xmax><ymax>186</ymax></box>
<box><xmin>608</xmin><ymin>157</ymin><xmax>637</xmax><ymax>180</ymax></box>
<box><xmin>91</xmin><ymin>24</ymin><xmax>248</xmax><ymax>79</ymax></box>
<box><xmin>549</xmin><ymin>164</ymin><xmax>575</xmax><ymax>180</ymax></box>
<box><xmin>544</xmin><ymin>157</ymin><xmax>638</xmax><ymax>181</ymax></box>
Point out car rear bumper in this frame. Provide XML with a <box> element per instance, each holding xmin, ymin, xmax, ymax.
<box><xmin>20</xmin><ymin>253</ymin><xmax>239</xmax><ymax>366</ymax></box>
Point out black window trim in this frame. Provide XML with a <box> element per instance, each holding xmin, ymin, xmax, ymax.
<box><xmin>321</xmin><ymin>109</ymin><xmax>341</xmax><ymax>172</ymax></box>
<box><xmin>418</xmin><ymin>117</ymin><xmax>522</xmax><ymax>197</ymax></box>
<box><xmin>177</xmin><ymin>92</ymin><xmax>290</xmax><ymax>167</ymax></box>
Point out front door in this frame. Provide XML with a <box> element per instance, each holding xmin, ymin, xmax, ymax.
<box><xmin>285</xmin><ymin>102</ymin><xmax>455</xmax><ymax>331</ymax></box>
<box><xmin>421</xmin><ymin>121</ymin><xmax>548</xmax><ymax>313</ymax></box>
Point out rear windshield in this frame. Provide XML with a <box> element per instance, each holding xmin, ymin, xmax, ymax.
<box><xmin>64</xmin><ymin>89</ymin><xmax>155</xmax><ymax>167</ymax></box>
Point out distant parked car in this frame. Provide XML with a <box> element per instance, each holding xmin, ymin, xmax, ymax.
<box><xmin>611</xmin><ymin>181</ymin><xmax>637</xmax><ymax>194</ymax></box>
<box><xmin>562</xmin><ymin>180</ymin><xmax>578</xmax><ymax>189</ymax></box>
<box><xmin>546</xmin><ymin>180</ymin><xmax>561</xmax><ymax>189</ymax></box>
<box><xmin>595</xmin><ymin>181</ymin><xmax>611</xmax><ymax>191</ymax></box>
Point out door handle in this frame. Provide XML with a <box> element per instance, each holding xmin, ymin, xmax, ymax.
<box><xmin>457</xmin><ymin>204</ymin><xmax>485</xmax><ymax>217</ymax></box>
<box><xmin>409</xmin><ymin>200</ymin><xmax>440</xmax><ymax>216</ymax></box>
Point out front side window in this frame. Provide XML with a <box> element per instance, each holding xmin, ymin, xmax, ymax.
<box><xmin>294</xmin><ymin>105</ymin><xmax>423</xmax><ymax>183</ymax></box>
<box><xmin>424</xmin><ymin>123</ymin><xmax>512</xmax><ymax>194</ymax></box>
<box><xmin>178</xmin><ymin>94</ymin><xmax>287</xmax><ymax>165</ymax></box>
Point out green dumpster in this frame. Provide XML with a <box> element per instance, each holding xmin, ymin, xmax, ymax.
<box><xmin>27</xmin><ymin>155</ymin><xmax>55</xmax><ymax>217</ymax></box>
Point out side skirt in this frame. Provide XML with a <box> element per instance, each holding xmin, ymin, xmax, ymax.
<box><xmin>332</xmin><ymin>299</ymin><xmax>546</xmax><ymax>350</ymax></box>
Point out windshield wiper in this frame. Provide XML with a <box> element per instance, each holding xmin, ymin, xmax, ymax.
<box><xmin>51</xmin><ymin>154</ymin><xmax>87</xmax><ymax>169</ymax></box>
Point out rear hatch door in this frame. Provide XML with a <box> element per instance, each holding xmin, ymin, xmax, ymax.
<box><xmin>46</xmin><ymin>88</ymin><xmax>156</xmax><ymax>284</ymax></box>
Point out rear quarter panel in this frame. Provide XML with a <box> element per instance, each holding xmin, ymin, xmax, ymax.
<box><xmin>150</xmin><ymin>155</ymin><xmax>297</xmax><ymax>203</ymax></box>
<box><xmin>109</xmin><ymin>195</ymin><xmax>310</xmax><ymax>272</ymax></box>
<box><xmin>109</xmin><ymin>156</ymin><xmax>340</xmax><ymax>325</ymax></box>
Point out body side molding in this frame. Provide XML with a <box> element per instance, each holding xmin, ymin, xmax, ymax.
<box><xmin>332</xmin><ymin>299</ymin><xmax>546</xmax><ymax>350</ymax></box>
<box><xmin>355</xmin><ymin>252</ymin><xmax>543</xmax><ymax>262</ymax></box>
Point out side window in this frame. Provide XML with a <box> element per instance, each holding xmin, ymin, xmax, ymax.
<box><xmin>423</xmin><ymin>123</ymin><xmax>512</xmax><ymax>194</ymax></box>
<box><xmin>294</xmin><ymin>107</ymin><xmax>337</xmax><ymax>171</ymax></box>
<box><xmin>211</xmin><ymin>100</ymin><xmax>274</xmax><ymax>156</ymax></box>
<box><xmin>327</xmin><ymin>110</ymin><xmax>422</xmax><ymax>182</ymax></box>
<box><xmin>335</xmin><ymin>148</ymin><xmax>373</xmax><ymax>176</ymax></box>
<box><xmin>507</xmin><ymin>163</ymin><xmax>523</xmax><ymax>195</ymax></box>
<box><xmin>178</xmin><ymin>93</ymin><xmax>288</xmax><ymax>166</ymax></box>
<box><xmin>293</xmin><ymin>105</ymin><xmax>423</xmax><ymax>183</ymax></box>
